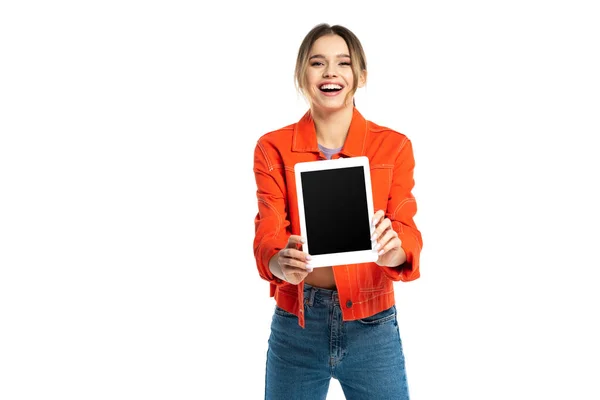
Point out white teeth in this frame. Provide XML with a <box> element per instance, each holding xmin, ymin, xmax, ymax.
<box><xmin>320</xmin><ymin>84</ymin><xmax>342</xmax><ymax>90</ymax></box>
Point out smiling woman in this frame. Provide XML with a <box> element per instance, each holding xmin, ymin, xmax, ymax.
<box><xmin>252</xmin><ymin>23</ymin><xmax>422</xmax><ymax>399</ymax></box>
<box><xmin>296</xmin><ymin>32</ymin><xmax>366</xmax><ymax>117</ymax></box>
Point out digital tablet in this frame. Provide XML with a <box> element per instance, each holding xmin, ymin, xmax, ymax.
<box><xmin>294</xmin><ymin>156</ymin><xmax>379</xmax><ymax>268</ymax></box>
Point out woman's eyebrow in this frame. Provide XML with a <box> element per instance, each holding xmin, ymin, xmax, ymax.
<box><xmin>309</xmin><ymin>53</ymin><xmax>351</xmax><ymax>60</ymax></box>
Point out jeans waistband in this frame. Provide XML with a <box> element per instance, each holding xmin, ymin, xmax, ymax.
<box><xmin>304</xmin><ymin>283</ymin><xmax>339</xmax><ymax>306</ymax></box>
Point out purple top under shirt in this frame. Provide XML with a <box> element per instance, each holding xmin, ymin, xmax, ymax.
<box><xmin>318</xmin><ymin>143</ymin><xmax>342</xmax><ymax>160</ymax></box>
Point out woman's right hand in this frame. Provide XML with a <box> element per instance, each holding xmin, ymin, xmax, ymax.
<box><xmin>278</xmin><ymin>235</ymin><xmax>312</xmax><ymax>285</ymax></box>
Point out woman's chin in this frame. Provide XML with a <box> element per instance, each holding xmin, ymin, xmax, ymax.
<box><xmin>311</xmin><ymin>99</ymin><xmax>353</xmax><ymax>113</ymax></box>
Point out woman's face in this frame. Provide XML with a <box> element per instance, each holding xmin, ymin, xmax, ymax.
<box><xmin>304</xmin><ymin>34</ymin><xmax>365</xmax><ymax>112</ymax></box>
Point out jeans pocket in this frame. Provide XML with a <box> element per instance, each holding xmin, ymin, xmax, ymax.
<box><xmin>357</xmin><ymin>305</ymin><xmax>397</xmax><ymax>325</ymax></box>
<box><xmin>274</xmin><ymin>305</ymin><xmax>297</xmax><ymax>319</ymax></box>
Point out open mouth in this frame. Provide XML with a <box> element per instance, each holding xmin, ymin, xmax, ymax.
<box><xmin>319</xmin><ymin>83</ymin><xmax>343</xmax><ymax>93</ymax></box>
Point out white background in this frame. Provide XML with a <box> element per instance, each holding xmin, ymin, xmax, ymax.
<box><xmin>1</xmin><ymin>1</ymin><xmax>599</xmax><ymax>399</ymax></box>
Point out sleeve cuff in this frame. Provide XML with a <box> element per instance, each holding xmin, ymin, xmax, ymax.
<box><xmin>382</xmin><ymin>222</ymin><xmax>421</xmax><ymax>282</ymax></box>
<box><xmin>257</xmin><ymin>237</ymin><xmax>288</xmax><ymax>287</ymax></box>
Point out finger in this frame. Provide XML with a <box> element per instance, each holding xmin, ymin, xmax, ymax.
<box><xmin>281</xmin><ymin>266</ymin><xmax>312</xmax><ymax>276</ymax></box>
<box><xmin>371</xmin><ymin>217</ymin><xmax>392</xmax><ymax>240</ymax></box>
<box><xmin>286</xmin><ymin>235</ymin><xmax>305</xmax><ymax>249</ymax></box>
<box><xmin>281</xmin><ymin>256</ymin><xmax>312</xmax><ymax>270</ymax></box>
<box><xmin>280</xmin><ymin>248</ymin><xmax>311</xmax><ymax>262</ymax></box>
<box><xmin>283</xmin><ymin>270</ymin><xmax>307</xmax><ymax>285</ymax></box>
<box><xmin>375</xmin><ymin>228</ymin><xmax>398</xmax><ymax>252</ymax></box>
<box><xmin>371</xmin><ymin>210</ymin><xmax>385</xmax><ymax>226</ymax></box>
<box><xmin>377</xmin><ymin>235</ymin><xmax>401</xmax><ymax>256</ymax></box>
<box><xmin>279</xmin><ymin>248</ymin><xmax>312</xmax><ymax>270</ymax></box>
<box><xmin>282</xmin><ymin>264</ymin><xmax>311</xmax><ymax>281</ymax></box>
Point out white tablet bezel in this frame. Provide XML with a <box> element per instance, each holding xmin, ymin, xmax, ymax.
<box><xmin>294</xmin><ymin>156</ymin><xmax>379</xmax><ymax>268</ymax></box>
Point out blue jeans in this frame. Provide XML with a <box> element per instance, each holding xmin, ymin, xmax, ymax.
<box><xmin>265</xmin><ymin>284</ymin><xmax>410</xmax><ymax>400</ymax></box>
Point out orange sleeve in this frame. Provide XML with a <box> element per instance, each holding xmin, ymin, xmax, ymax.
<box><xmin>381</xmin><ymin>137</ymin><xmax>423</xmax><ymax>282</ymax></box>
<box><xmin>253</xmin><ymin>139</ymin><xmax>290</xmax><ymax>288</ymax></box>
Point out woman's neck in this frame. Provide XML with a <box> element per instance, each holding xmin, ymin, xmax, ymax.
<box><xmin>310</xmin><ymin>105</ymin><xmax>354</xmax><ymax>149</ymax></box>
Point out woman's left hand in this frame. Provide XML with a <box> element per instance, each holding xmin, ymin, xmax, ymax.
<box><xmin>371</xmin><ymin>209</ymin><xmax>407</xmax><ymax>267</ymax></box>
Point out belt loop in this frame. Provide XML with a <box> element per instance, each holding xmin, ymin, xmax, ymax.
<box><xmin>307</xmin><ymin>285</ymin><xmax>316</xmax><ymax>307</ymax></box>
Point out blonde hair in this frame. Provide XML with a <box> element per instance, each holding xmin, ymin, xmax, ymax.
<box><xmin>294</xmin><ymin>24</ymin><xmax>367</xmax><ymax>105</ymax></box>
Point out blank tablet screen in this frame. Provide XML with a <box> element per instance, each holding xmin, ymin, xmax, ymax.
<box><xmin>300</xmin><ymin>166</ymin><xmax>372</xmax><ymax>255</ymax></box>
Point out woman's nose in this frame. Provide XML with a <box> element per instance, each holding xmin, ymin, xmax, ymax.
<box><xmin>323</xmin><ymin>66</ymin><xmax>337</xmax><ymax>78</ymax></box>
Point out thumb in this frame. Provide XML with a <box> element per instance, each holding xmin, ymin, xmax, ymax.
<box><xmin>286</xmin><ymin>235</ymin><xmax>305</xmax><ymax>249</ymax></box>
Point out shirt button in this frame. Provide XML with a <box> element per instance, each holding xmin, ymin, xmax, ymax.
<box><xmin>346</xmin><ymin>300</ymin><xmax>353</xmax><ymax>308</ymax></box>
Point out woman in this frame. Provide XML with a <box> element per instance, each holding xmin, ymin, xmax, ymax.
<box><xmin>253</xmin><ymin>23</ymin><xmax>422</xmax><ymax>400</ymax></box>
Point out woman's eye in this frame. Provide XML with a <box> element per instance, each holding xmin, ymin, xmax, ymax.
<box><xmin>310</xmin><ymin>62</ymin><xmax>323</xmax><ymax>66</ymax></box>
<box><xmin>339</xmin><ymin>62</ymin><xmax>351</xmax><ymax>66</ymax></box>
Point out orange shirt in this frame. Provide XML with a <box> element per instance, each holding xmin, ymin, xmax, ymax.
<box><xmin>253</xmin><ymin>107</ymin><xmax>422</xmax><ymax>328</ymax></box>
